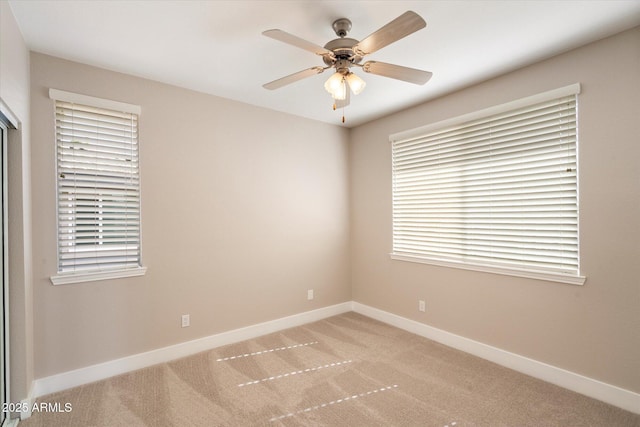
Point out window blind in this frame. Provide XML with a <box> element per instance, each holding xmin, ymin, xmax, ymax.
<box><xmin>391</xmin><ymin>87</ymin><xmax>580</xmax><ymax>278</ymax></box>
<box><xmin>55</xmin><ymin>98</ymin><xmax>141</xmax><ymax>274</ymax></box>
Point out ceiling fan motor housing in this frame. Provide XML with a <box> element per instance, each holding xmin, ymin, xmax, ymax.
<box><xmin>323</xmin><ymin>37</ymin><xmax>363</xmax><ymax>66</ymax></box>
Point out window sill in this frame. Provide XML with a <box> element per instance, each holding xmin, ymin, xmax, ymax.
<box><xmin>50</xmin><ymin>266</ymin><xmax>147</xmax><ymax>285</ymax></box>
<box><xmin>390</xmin><ymin>254</ymin><xmax>586</xmax><ymax>286</ymax></box>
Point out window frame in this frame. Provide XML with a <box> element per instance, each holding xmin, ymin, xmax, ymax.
<box><xmin>389</xmin><ymin>84</ymin><xmax>585</xmax><ymax>285</ymax></box>
<box><xmin>49</xmin><ymin>89</ymin><xmax>146</xmax><ymax>285</ymax></box>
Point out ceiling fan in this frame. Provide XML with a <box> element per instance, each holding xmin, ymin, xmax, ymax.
<box><xmin>262</xmin><ymin>11</ymin><xmax>432</xmax><ymax>120</ymax></box>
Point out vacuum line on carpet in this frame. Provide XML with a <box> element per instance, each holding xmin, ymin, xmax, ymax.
<box><xmin>238</xmin><ymin>360</ymin><xmax>353</xmax><ymax>387</ymax></box>
<box><xmin>216</xmin><ymin>341</ymin><xmax>319</xmax><ymax>362</ymax></box>
<box><xmin>268</xmin><ymin>384</ymin><xmax>399</xmax><ymax>422</ymax></box>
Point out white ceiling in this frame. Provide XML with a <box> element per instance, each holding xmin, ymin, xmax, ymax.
<box><xmin>8</xmin><ymin>0</ymin><xmax>640</xmax><ymax>127</ymax></box>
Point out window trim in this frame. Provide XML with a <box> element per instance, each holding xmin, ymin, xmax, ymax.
<box><xmin>390</xmin><ymin>84</ymin><xmax>581</xmax><ymax>142</ymax></box>
<box><xmin>389</xmin><ymin>84</ymin><xmax>585</xmax><ymax>286</ymax></box>
<box><xmin>51</xmin><ymin>266</ymin><xmax>147</xmax><ymax>286</ymax></box>
<box><xmin>49</xmin><ymin>89</ymin><xmax>146</xmax><ymax>285</ymax></box>
<box><xmin>49</xmin><ymin>89</ymin><xmax>141</xmax><ymax>115</ymax></box>
<box><xmin>390</xmin><ymin>254</ymin><xmax>585</xmax><ymax>285</ymax></box>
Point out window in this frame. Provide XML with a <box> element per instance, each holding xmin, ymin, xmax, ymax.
<box><xmin>50</xmin><ymin>89</ymin><xmax>146</xmax><ymax>285</ymax></box>
<box><xmin>390</xmin><ymin>84</ymin><xmax>584</xmax><ymax>285</ymax></box>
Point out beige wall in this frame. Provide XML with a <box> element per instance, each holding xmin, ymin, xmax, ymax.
<box><xmin>1</xmin><ymin>0</ymin><xmax>34</xmax><ymax>404</ymax></box>
<box><xmin>30</xmin><ymin>53</ymin><xmax>351</xmax><ymax>378</ymax></box>
<box><xmin>350</xmin><ymin>27</ymin><xmax>640</xmax><ymax>393</ymax></box>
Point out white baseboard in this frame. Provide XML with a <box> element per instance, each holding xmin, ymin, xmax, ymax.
<box><xmin>351</xmin><ymin>302</ymin><xmax>640</xmax><ymax>414</ymax></box>
<box><xmin>3</xmin><ymin>417</ymin><xmax>19</xmax><ymax>427</ymax></box>
<box><xmin>18</xmin><ymin>382</ymin><xmax>35</xmax><ymax>420</ymax></box>
<box><xmin>28</xmin><ymin>300</ymin><xmax>639</xmax><ymax>416</ymax></box>
<box><xmin>31</xmin><ymin>302</ymin><xmax>352</xmax><ymax>400</ymax></box>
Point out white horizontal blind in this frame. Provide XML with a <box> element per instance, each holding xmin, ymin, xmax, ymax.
<box><xmin>55</xmin><ymin>99</ymin><xmax>141</xmax><ymax>274</ymax></box>
<box><xmin>392</xmin><ymin>92</ymin><xmax>579</xmax><ymax>276</ymax></box>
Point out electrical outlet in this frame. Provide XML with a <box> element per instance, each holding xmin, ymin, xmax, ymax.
<box><xmin>307</xmin><ymin>289</ymin><xmax>314</xmax><ymax>300</ymax></box>
<box><xmin>418</xmin><ymin>300</ymin><xmax>426</xmax><ymax>312</ymax></box>
<box><xmin>181</xmin><ymin>314</ymin><xmax>190</xmax><ymax>328</ymax></box>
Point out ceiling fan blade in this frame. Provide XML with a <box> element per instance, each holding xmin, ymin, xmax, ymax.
<box><xmin>362</xmin><ymin>61</ymin><xmax>432</xmax><ymax>85</ymax></box>
<box><xmin>263</xmin><ymin>29</ymin><xmax>334</xmax><ymax>57</ymax></box>
<box><xmin>354</xmin><ymin>11</ymin><xmax>426</xmax><ymax>56</ymax></box>
<box><xmin>263</xmin><ymin>66</ymin><xmax>325</xmax><ymax>90</ymax></box>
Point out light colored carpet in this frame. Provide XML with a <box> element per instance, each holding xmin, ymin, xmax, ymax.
<box><xmin>20</xmin><ymin>312</ymin><xmax>640</xmax><ymax>426</ymax></box>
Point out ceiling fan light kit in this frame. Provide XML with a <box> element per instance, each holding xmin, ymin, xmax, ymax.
<box><xmin>324</xmin><ymin>72</ymin><xmax>347</xmax><ymax>100</ymax></box>
<box><xmin>345</xmin><ymin>72</ymin><xmax>366</xmax><ymax>95</ymax></box>
<box><xmin>263</xmin><ymin>11</ymin><xmax>432</xmax><ymax>122</ymax></box>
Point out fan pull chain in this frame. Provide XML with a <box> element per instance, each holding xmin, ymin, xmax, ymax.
<box><xmin>331</xmin><ymin>101</ymin><xmax>346</xmax><ymax>123</ymax></box>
